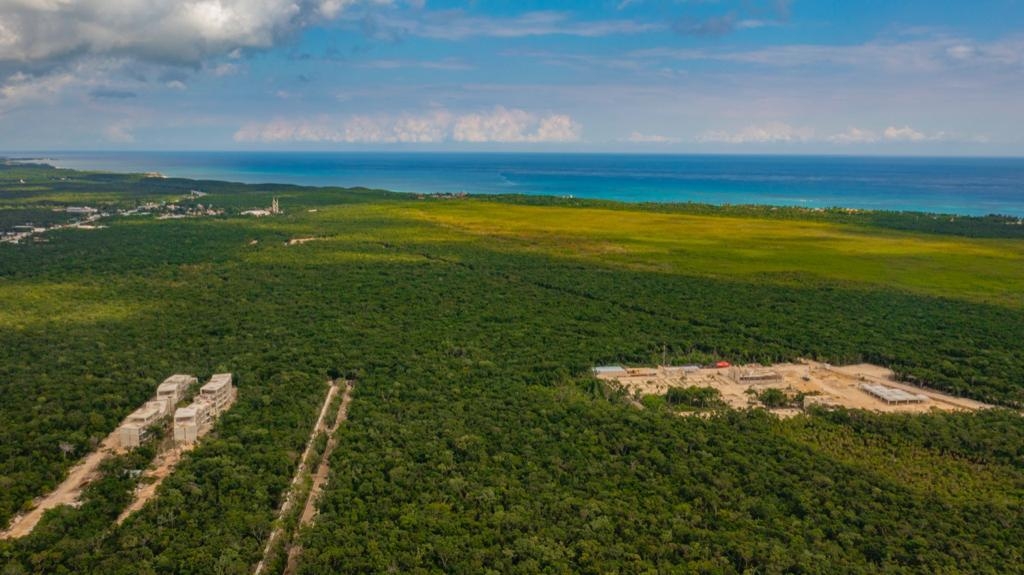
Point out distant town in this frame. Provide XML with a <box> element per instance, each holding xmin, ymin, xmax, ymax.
<box><xmin>0</xmin><ymin>190</ymin><xmax>288</xmax><ymax>244</ymax></box>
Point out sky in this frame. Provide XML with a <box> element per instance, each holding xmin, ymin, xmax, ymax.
<box><xmin>0</xmin><ymin>0</ymin><xmax>1022</xmax><ymax>154</ymax></box>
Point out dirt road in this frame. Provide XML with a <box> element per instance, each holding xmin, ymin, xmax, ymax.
<box><xmin>253</xmin><ymin>380</ymin><xmax>341</xmax><ymax>575</ymax></box>
<box><xmin>1</xmin><ymin>431</ymin><xmax>121</xmax><ymax>539</ymax></box>
<box><xmin>283</xmin><ymin>380</ymin><xmax>354</xmax><ymax>575</ymax></box>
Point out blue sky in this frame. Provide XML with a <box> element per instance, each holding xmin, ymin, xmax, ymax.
<box><xmin>1</xmin><ymin>0</ymin><xmax>1022</xmax><ymax>154</ymax></box>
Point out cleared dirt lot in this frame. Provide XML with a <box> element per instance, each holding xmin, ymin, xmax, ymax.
<box><xmin>600</xmin><ymin>360</ymin><xmax>992</xmax><ymax>417</ymax></box>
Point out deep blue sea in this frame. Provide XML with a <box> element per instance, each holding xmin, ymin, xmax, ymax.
<box><xmin>18</xmin><ymin>151</ymin><xmax>1024</xmax><ymax>217</ymax></box>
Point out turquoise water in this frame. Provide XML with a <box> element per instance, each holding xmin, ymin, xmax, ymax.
<box><xmin>22</xmin><ymin>151</ymin><xmax>1024</xmax><ymax>217</ymax></box>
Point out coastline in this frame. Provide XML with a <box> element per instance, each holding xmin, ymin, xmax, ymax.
<box><xmin>5</xmin><ymin>151</ymin><xmax>1023</xmax><ymax>218</ymax></box>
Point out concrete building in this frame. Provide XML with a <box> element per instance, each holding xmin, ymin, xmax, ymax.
<box><xmin>860</xmin><ymin>383</ymin><xmax>927</xmax><ymax>405</ymax></box>
<box><xmin>119</xmin><ymin>401</ymin><xmax>166</xmax><ymax>449</ymax></box>
<box><xmin>200</xmin><ymin>373</ymin><xmax>234</xmax><ymax>414</ymax></box>
<box><xmin>730</xmin><ymin>366</ymin><xmax>784</xmax><ymax>385</ymax></box>
<box><xmin>173</xmin><ymin>373</ymin><xmax>234</xmax><ymax>445</ymax></box>
<box><xmin>173</xmin><ymin>401</ymin><xmax>213</xmax><ymax>444</ymax></box>
<box><xmin>593</xmin><ymin>365</ymin><xmax>627</xmax><ymax>378</ymax></box>
<box><xmin>156</xmin><ymin>374</ymin><xmax>197</xmax><ymax>409</ymax></box>
<box><xmin>65</xmin><ymin>206</ymin><xmax>98</xmax><ymax>215</ymax></box>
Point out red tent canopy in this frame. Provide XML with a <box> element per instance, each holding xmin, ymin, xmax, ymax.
<box><xmin>715</xmin><ymin>361</ymin><xmax>731</xmax><ymax>368</ymax></box>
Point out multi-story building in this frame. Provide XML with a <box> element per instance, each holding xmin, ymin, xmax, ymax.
<box><xmin>119</xmin><ymin>401</ymin><xmax>166</xmax><ymax>449</ymax></box>
<box><xmin>156</xmin><ymin>374</ymin><xmax>197</xmax><ymax>408</ymax></box>
<box><xmin>173</xmin><ymin>401</ymin><xmax>213</xmax><ymax>444</ymax></box>
<box><xmin>173</xmin><ymin>373</ymin><xmax>234</xmax><ymax>445</ymax></box>
<box><xmin>199</xmin><ymin>373</ymin><xmax>234</xmax><ymax>414</ymax></box>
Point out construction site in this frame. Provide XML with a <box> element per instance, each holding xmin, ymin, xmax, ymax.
<box><xmin>2</xmin><ymin>373</ymin><xmax>236</xmax><ymax>539</ymax></box>
<box><xmin>594</xmin><ymin>360</ymin><xmax>991</xmax><ymax>416</ymax></box>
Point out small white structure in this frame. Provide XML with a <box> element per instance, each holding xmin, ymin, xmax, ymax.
<box><xmin>593</xmin><ymin>365</ymin><xmax>627</xmax><ymax>378</ymax></box>
<box><xmin>730</xmin><ymin>366</ymin><xmax>783</xmax><ymax>385</ymax></box>
<box><xmin>860</xmin><ymin>383</ymin><xmax>928</xmax><ymax>405</ymax></box>
<box><xmin>242</xmin><ymin>198</ymin><xmax>281</xmax><ymax>217</ymax></box>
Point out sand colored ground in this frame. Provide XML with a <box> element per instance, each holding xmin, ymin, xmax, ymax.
<box><xmin>0</xmin><ymin>431</ymin><xmax>122</xmax><ymax>539</ymax></box>
<box><xmin>600</xmin><ymin>360</ymin><xmax>992</xmax><ymax>417</ymax></box>
<box><xmin>287</xmin><ymin>237</ymin><xmax>322</xmax><ymax>246</ymax></box>
<box><xmin>116</xmin><ymin>444</ymin><xmax>194</xmax><ymax>524</ymax></box>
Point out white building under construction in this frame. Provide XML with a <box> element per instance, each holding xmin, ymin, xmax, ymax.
<box><xmin>860</xmin><ymin>383</ymin><xmax>928</xmax><ymax>405</ymax></box>
<box><xmin>157</xmin><ymin>374</ymin><xmax>197</xmax><ymax>408</ymax></box>
<box><xmin>118</xmin><ymin>401</ymin><xmax>166</xmax><ymax>449</ymax></box>
<box><xmin>173</xmin><ymin>401</ymin><xmax>214</xmax><ymax>444</ymax></box>
<box><xmin>730</xmin><ymin>366</ymin><xmax>784</xmax><ymax>385</ymax></box>
<box><xmin>200</xmin><ymin>373</ymin><xmax>234</xmax><ymax>414</ymax></box>
<box><xmin>118</xmin><ymin>374</ymin><xmax>199</xmax><ymax>449</ymax></box>
<box><xmin>174</xmin><ymin>373</ymin><xmax>235</xmax><ymax>445</ymax></box>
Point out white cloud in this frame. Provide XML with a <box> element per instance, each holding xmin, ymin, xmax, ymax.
<box><xmin>452</xmin><ymin>106</ymin><xmax>579</xmax><ymax>143</ymax></box>
<box><xmin>358</xmin><ymin>58</ymin><xmax>474</xmax><ymax>71</ymax></box>
<box><xmin>827</xmin><ymin>127</ymin><xmax>878</xmax><ymax>144</ymax></box>
<box><xmin>633</xmin><ymin>35</ymin><xmax>1024</xmax><ymax>73</ymax></box>
<box><xmin>104</xmin><ymin>121</ymin><xmax>135</xmax><ymax>143</ymax></box>
<box><xmin>625</xmin><ymin>131</ymin><xmax>681</xmax><ymax>144</ymax></box>
<box><xmin>208</xmin><ymin>62</ymin><xmax>241</xmax><ymax>77</ymax></box>
<box><xmin>0</xmin><ymin>1</ymin><xmax>344</xmax><ymax>67</ymax></box>
<box><xmin>697</xmin><ymin>122</ymin><xmax>814</xmax><ymax>144</ymax></box>
<box><xmin>883</xmin><ymin>125</ymin><xmax>928</xmax><ymax>142</ymax></box>
<box><xmin>0</xmin><ymin>70</ymin><xmax>74</xmax><ymax>112</ymax></box>
<box><xmin>234</xmin><ymin>107</ymin><xmax>581</xmax><ymax>144</ymax></box>
<box><xmin>348</xmin><ymin>10</ymin><xmax>661</xmax><ymax>41</ymax></box>
<box><xmin>0</xmin><ymin>0</ymin><xmax>384</xmax><ymax>109</ymax></box>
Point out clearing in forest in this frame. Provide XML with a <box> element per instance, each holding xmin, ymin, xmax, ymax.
<box><xmin>599</xmin><ymin>360</ymin><xmax>992</xmax><ymax>417</ymax></box>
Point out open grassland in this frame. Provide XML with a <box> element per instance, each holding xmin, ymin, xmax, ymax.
<box><xmin>1</xmin><ymin>164</ymin><xmax>1023</xmax><ymax>574</ymax></box>
<box><xmin>390</xmin><ymin>200</ymin><xmax>1024</xmax><ymax>308</ymax></box>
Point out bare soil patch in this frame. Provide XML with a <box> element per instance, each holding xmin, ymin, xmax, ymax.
<box><xmin>602</xmin><ymin>360</ymin><xmax>992</xmax><ymax>416</ymax></box>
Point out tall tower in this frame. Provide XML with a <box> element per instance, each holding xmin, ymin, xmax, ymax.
<box><xmin>271</xmin><ymin>197</ymin><xmax>280</xmax><ymax>214</ymax></box>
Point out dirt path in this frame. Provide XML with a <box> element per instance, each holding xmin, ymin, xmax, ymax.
<box><xmin>116</xmin><ymin>443</ymin><xmax>194</xmax><ymax>524</ymax></box>
<box><xmin>1</xmin><ymin>430</ymin><xmax>121</xmax><ymax>539</ymax></box>
<box><xmin>253</xmin><ymin>380</ymin><xmax>340</xmax><ymax>575</ymax></box>
<box><xmin>283</xmin><ymin>381</ymin><xmax>354</xmax><ymax>575</ymax></box>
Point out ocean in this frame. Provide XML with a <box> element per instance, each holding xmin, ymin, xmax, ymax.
<box><xmin>20</xmin><ymin>151</ymin><xmax>1024</xmax><ymax>217</ymax></box>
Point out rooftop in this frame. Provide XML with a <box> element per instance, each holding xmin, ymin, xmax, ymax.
<box><xmin>202</xmin><ymin>373</ymin><xmax>232</xmax><ymax>391</ymax></box>
<box><xmin>127</xmin><ymin>403</ymin><xmax>163</xmax><ymax>422</ymax></box>
<box><xmin>861</xmin><ymin>383</ymin><xmax>928</xmax><ymax>403</ymax></box>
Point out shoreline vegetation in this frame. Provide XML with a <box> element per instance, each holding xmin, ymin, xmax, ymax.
<box><xmin>2</xmin><ymin>160</ymin><xmax>1023</xmax><ymax>573</ymax></box>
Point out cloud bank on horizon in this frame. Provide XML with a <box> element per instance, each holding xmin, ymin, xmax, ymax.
<box><xmin>0</xmin><ymin>0</ymin><xmax>1021</xmax><ymax>153</ymax></box>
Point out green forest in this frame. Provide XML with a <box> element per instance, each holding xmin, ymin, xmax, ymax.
<box><xmin>0</xmin><ymin>162</ymin><xmax>1022</xmax><ymax>574</ymax></box>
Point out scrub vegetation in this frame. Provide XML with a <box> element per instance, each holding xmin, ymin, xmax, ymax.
<box><xmin>1</xmin><ymin>163</ymin><xmax>1022</xmax><ymax>574</ymax></box>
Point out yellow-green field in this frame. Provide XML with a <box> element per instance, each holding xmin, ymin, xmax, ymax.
<box><xmin>347</xmin><ymin>199</ymin><xmax>1024</xmax><ymax>308</ymax></box>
